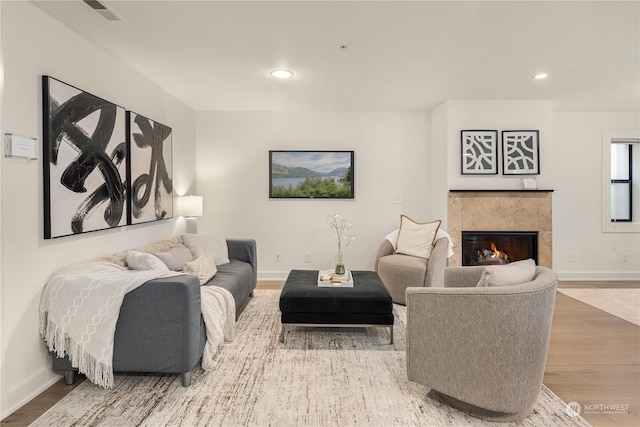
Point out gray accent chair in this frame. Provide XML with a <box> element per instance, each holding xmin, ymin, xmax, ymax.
<box><xmin>405</xmin><ymin>265</ymin><xmax>558</xmax><ymax>422</ymax></box>
<box><xmin>375</xmin><ymin>237</ymin><xmax>449</xmax><ymax>305</ymax></box>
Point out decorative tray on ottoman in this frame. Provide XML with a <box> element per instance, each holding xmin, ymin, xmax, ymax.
<box><xmin>318</xmin><ymin>270</ymin><xmax>354</xmax><ymax>287</ymax></box>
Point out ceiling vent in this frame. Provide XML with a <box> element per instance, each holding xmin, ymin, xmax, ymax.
<box><xmin>83</xmin><ymin>0</ymin><xmax>125</xmax><ymax>22</ymax></box>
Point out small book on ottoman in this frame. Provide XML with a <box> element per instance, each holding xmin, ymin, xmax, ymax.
<box><xmin>318</xmin><ymin>270</ymin><xmax>353</xmax><ymax>287</ymax></box>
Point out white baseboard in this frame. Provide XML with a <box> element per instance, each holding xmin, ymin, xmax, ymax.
<box><xmin>1</xmin><ymin>367</ymin><xmax>60</xmax><ymax>420</ymax></box>
<box><xmin>258</xmin><ymin>271</ymin><xmax>290</xmax><ymax>282</ymax></box>
<box><xmin>262</xmin><ymin>270</ymin><xmax>640</xmax><ymax>282</ymax></box>
<box><xmin>558</xmin><ymin>271</ymin><xmax>640</xmax><ymax>281</ymax></box>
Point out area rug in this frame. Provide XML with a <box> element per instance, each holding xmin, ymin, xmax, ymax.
<box><xmin>31</xmin><ymin>290</ymin><xmax>589</xmax><ymax>427</ymax></box>
<box><xmin>557</xmin><ymin>288</ymin><xmax>640</xmax><ymax>326</ymax></box>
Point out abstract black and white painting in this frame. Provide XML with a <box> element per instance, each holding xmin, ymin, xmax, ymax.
<box><xmin>502</xmin><ymin>130</ymin><xmax>540</xmax><ymax>175</ymax></box>
<box><xmin>42</xmin><ymin>76</ymin><xmax>127</xmax><ymax>239</ymax></box>
<box><xmin>127</xmin><ymin>112</ymin><xmax>173</xmax><ymax>224</ymax></box>
<box><xmin>461</xmin><ymin>130</ymin><xmax>498</xmax><ymax>175</ymax></box>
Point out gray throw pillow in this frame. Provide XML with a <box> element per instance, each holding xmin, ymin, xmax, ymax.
<box><xmin>476</xmin><ymin>258</ymin><xmax>536</xmax><ymax>287</ymax></box>
<box><xmin>154</xmin><ymin>243</ymin><xmax>194</xmax><ymax>271</ymax></box>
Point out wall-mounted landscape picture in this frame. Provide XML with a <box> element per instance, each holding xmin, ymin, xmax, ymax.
<box><xmin>269</xmin><ymin>150</ymin><xmax>354</xmax><ymax>199</ymax></box>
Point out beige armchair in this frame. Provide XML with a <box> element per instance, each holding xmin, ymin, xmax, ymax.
<box><xmin>405</xmin><ymin>265</ymin><xmax>558</xmax><ymax>422</ymax></box>
<box><xmin>375</xmin><ymin>237</ymin><xmax>449</xmax><ymax>305</ymax></box>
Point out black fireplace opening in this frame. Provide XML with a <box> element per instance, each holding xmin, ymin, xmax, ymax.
<box><xmin>462</xmin><ymin>231</ymin><xmax>538</xmax><ymax>266</ymax></box>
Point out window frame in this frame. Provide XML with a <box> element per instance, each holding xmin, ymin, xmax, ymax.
<box><xmin>602</xmin><ymin>129</ymin><xmax>640</xmax><ymax>233</ymax></box>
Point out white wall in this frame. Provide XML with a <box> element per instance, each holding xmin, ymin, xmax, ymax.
<box><xmin>196</xmin><ymin>111</ymin><xmax>431</xmax><ymax>279</ymax></box>
<box><xmin>0</xmin><ymin>2</ymin><xmax>197</xmax><ymax>417</ymax></box>
<box><xmin>553</xmin><ymin>112</ymin><xmax>640</xmax><ymax>280</ymax></box>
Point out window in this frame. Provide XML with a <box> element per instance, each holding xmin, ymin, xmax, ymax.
<box><xmin>611</xmin><ymin>142</ymin><xmax>633</xmax><ymax>221</ymax></box>
<box><xmin>602</xmin><ymin>129</ymin><xmax>640</xmax><ymax>233</ymax></box>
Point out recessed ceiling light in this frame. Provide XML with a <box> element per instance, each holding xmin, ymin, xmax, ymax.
<box><xmin>270</xmin><ymin>69</ymin><xmax>294</xmax><ymax>79</ymax></box>
<box><xmin>534</xmin><ymin>73</ymin><xmax>549</xmax><ymax>80</ymax></box>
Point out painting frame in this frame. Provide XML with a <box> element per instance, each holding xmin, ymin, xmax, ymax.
<box><xmin>127</xmin><ymin>111</ymin><xmax>174</xmax><ymax>225</ymax></box>
<box><xmin>269</xmin><ymin>150</ymin><xmax>355</xmax><ymax>199</ymax></box>
<box><xmin>460</xmin><ymin>130</ymin><xmax>499</xmax><ymax>175</ymax></box>
<box><xmin>42</xmin><ymin>76</ymin><xmax>128</xmax><ymax>239</ymax></box>
<box><xmin>502</xmin><ymin>130</ymin><xmax>540</xmax><ymax>175</ymax></box>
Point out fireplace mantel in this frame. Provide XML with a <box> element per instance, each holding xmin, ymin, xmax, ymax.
<box><xmin>447</xmin><ymin>191</ymin><xmax>553</xmax><ymax>268</ymax></box>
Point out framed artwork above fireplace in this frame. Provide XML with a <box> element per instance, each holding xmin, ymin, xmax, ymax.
<box><xmin>460</xmin><ymin>130</ymin><xmax>498</xmax><ymax>175</ymax></box>
<box><xmin>502</xmin><ymin>130</ymin><xmax>540</xmax><ymax>175</ymax></box>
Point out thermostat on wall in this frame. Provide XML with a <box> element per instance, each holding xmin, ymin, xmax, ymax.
<box><xmin>5</xmin><ymin>133</ymin><xmax>38</xmax><ymax>160</ymax></box>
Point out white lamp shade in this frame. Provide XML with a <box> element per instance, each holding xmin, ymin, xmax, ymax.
<box><xmin>180</xmin><ymin>195</ymin><xmax>203</xmax><ymax>217</ymax></box>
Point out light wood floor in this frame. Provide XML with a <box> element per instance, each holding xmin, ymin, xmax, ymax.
<box><xmin>2</xmin><ymin>280</ymin><xmax>638</xmax><ymax>426</ymax></box>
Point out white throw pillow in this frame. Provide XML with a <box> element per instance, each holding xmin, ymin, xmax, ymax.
<box><xmin>125</xmin><ymin>251</ymin><xmax>170</xmax><ymax>271</ymax></box>
<box><xmin>476</xmin><ymin>258</ymin><xmax>537</xmax><ymax>287</ymax></box>
<box><xmin>183</xmin><ymin>254</ymin><xmax>218</xmax><ymax>285</ymax></box>
<box><xmin>182</xmin><ymin>231</ymin><xmax>230</xmax><ymax>266</ymax></box>
<box><xmin>395</xmin><ymin>216</ymin><xmax>441</xmax><ymax>259</ymax></box>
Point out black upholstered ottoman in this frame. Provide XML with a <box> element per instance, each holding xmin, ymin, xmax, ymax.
<box><xmin>279</xmin><ymin>270</ymin><xmax>394</xmax><ymax>343</ymax></box>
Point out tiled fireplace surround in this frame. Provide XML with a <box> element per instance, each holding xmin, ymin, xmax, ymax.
<box><xmin>447</xmin><ymin>190</ymin><xmax>553</xmax><ymax>268</ymax></box>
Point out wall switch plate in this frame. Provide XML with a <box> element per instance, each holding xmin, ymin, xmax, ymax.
<box><xmin>569</xmin><ymin>251</ymin><xmax>577</xmax><ymax>263</ymax></box>
<box><xmin>275</xmin><ymin>252</ymin><xmax>281</xmax><ymax>262</ymax></box>
<box><xmin>304</xmin><ymin>252</ymin><xmax>311</xmax><ymax>263</ymax></box>
<box><xmin>393</xmin><ymin>194</ymin><xmax>403</xmax><ymax>204</ymax></box>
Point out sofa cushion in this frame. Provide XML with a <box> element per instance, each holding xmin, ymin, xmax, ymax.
<box><xmin>183</xmin><ymin>231</ymin><xmax>230</xmax><ymax>266</ymax></box>
<box><xmin>476</xmin><ymin>258</ymin><xmax>536</xmax><ymax>287</ymax></box>
<box><xmin>183</xmin><ymin>254</ymin><xmax>217</xmax><ymax>285</ymax></box>
<box><xmin>154</xmin><ymin>243</ymin><xmax>194</xmax><ymax>271</ymax></box>
<box><xmin>125</xmin><ymin>251</ymin><xmax>170</xmax><ymax>271</ymax></box>
<box><xmin>208</xmin><ymin>260</ymin><xmax>253</xmax><ymax>314</ymax></box>
<box><xmin>396</xmin><ymin>215</ymin><xmax>441</xmax><ymax>259</ymax></box>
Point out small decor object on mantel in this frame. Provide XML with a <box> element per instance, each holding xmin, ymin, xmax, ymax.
<box><xmin>326</xmin><ymin>206</ymin><xmax>356</xmax><ymax>275</ymax></box>
<box><xmin>502</xmin><ymin>130</ymin><xmax>540</xmax><ymax>175</ymax></box>
<box><xmin>460</xmin><ymin>130</ymin><xmax>498</xmax><ymax>175</ymax></box>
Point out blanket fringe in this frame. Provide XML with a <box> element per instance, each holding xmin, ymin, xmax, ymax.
<box><xmin>40</xmin><ymin>312</ymin><xmax>114</xmax><ymax>389</ymax></box>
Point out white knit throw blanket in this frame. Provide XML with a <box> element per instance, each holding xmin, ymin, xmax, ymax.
<box><xmin>39</xmin><ymin>262</ymin><xmax>236</xmax><ymax>388</ymax></box>
<box><xmin>200</xmin><ymin>286</ymin><xmax>235</xmax><ymax>370</ymax></box>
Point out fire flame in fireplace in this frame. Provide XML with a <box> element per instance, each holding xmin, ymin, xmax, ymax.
<box><xmin>477</xmin><ymin>242</ymin><xmax>510</xmax><ymax>265</ymax></box>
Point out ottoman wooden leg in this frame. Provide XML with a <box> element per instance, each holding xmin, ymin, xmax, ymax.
<box><xmin>390</xmin><ymin>325</ymin><xmax>394</xmax><ymax>344</ymax></box>
<box><xmin>279</xmin><ymin>324</ymin><xmax>286</xmax><ymax>343</ymax></box>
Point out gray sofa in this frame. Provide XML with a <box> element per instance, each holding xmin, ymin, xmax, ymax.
<box><xmin>52</xmin><ymin>237</ymin><xmax>257</xmax><ymax>387</ymax></box>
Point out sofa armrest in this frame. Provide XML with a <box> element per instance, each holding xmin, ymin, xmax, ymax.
<box><xmin>113</xmin><ymin>274</ymin><xmax>204</xmax><ymax>373</ymax></box>
<box><xmin>227</xmin><ymin>238</ymin><xmax>257</xmax><ymax>287</ymax></box>
<box><xmin>53</xmin><ymin>274</ymin><xmax>205</xmax><ymax>375</ymax></box>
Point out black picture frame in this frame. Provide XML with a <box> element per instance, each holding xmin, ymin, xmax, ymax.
<box><xmin>461</xmin><ymin>130</ymin><xmax>498</xmax><ymax>175</ymax></box>
<box><xmin>502</xmin><ymin>130</ymin><xmax>540</xmax><ymax>175</ymax></box>
<box><xmin>42</xmin><ymin>76</ymin><xmax>127</xmax><ymax>239</ymax></box>
<box><xmin>269</xmin><ymin>150</ymin><xmax>354</xmax><ymax>199</ymax></box>
<box><xmin>127</xmin><ymin>111</ymin><xmax>173</xmax><ymax>224</ymax></box>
